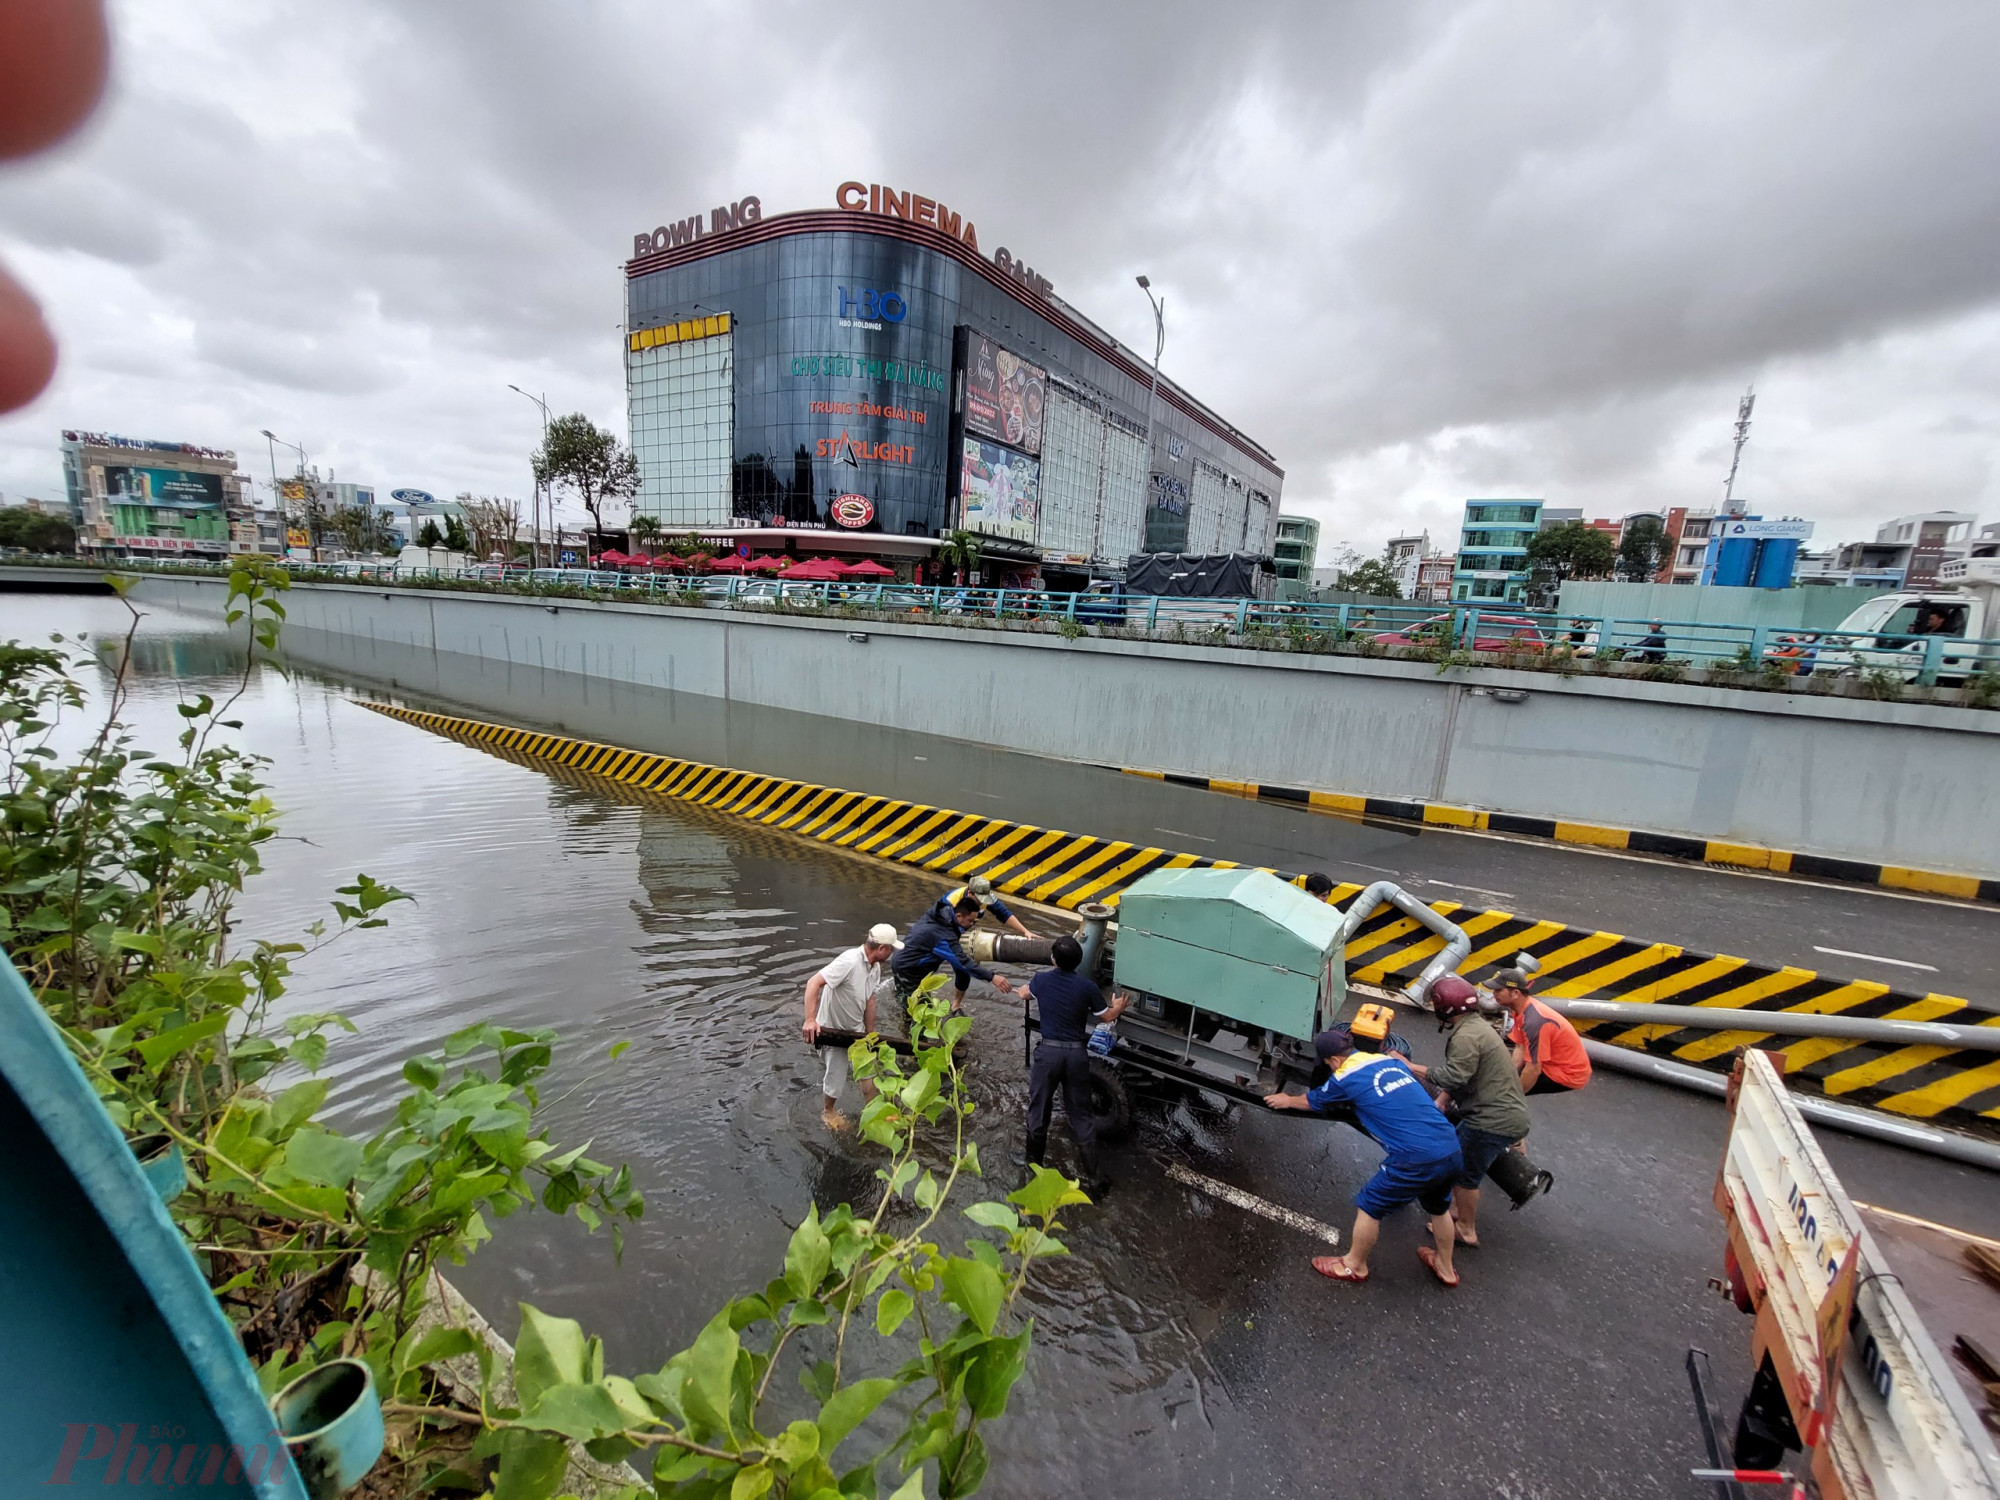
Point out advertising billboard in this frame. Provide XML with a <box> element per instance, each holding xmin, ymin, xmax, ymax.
<box><xmin>959</xmin><ymin>438</ymin><xmax>1040</xmax><ymax>542</ymax></box>
<box><xmin>104</xmin><ymin>467</ymin><xmax>223</xmax><ymax>508</ymax></box>
<box><xmin>961</xmin><ymin>332</ymin><xmax>1045</xmax><ymax>457</ymax></box>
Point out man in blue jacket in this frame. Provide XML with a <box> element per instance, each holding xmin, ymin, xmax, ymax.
<box><xmin>890</xmin><ymin>893</ymin><xmax>1017</xmax><ymax>1020</ymax></box>
<box><xmin>1265</xmin><ymin>1028</ymin><xmax>1465</xmax><ymax>1288</ymax></box>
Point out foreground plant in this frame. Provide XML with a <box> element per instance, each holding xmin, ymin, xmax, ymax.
<box><xmin>2</xmin><ymin>565</ymin><xmax>1071</xmax><ymax>1496</ymax></box>
<box><xmin>442</xmin><ymin>979</ymin><xmax>1082</xmax><ymax>1500</ymax></box>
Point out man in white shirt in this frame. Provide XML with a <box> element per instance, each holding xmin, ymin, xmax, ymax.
<box><xmin>803</xmin><ymin>922</ymin><xmax>901</xmax><ymax>1129</ymax></box>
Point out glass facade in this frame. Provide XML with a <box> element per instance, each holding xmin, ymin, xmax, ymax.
<box><xmin>625</xmin><ymin>224</ymin><xmax>1282</xmax><ymax>567</ymax></box>
<box><xmin>1453</xmin><ymin>497</ymin><xmax>1542</xmax><ymax>603</ymax></box>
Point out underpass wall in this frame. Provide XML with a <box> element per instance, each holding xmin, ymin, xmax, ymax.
<box><xmin>129</xmin><ymin>574</ymin><xmax>2000</xmax><ymax>877</ymax></box>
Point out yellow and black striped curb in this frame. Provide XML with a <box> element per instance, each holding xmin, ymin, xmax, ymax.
<box><xmin>1114</xmin><ymin>767</ymin><xmax>2000</xmax><ymax>905</ymax></box>
<box><xmin>367</xmin><ymin>703</ymin><xmax>2000</xmax><ymax>1137</ymax></box>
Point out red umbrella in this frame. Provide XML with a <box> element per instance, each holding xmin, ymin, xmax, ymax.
<box><xmin>841</xmin><ymin>558</ymin><xmax>895</xmax><ymax>578</ymax></box>
<box><xmin>781</xmin><ymin>557</ymin><xmax>848</xmax><ymax>581</ymax></box>
<box><xmin>708</xmin><ymin>554</ymin><xmax>750</xmax><ymax>573</ymax></box>
<box><xmin>746</xmin><ymin>555</ymin><xmax>788</xmax><ymax>573</ymax></box>
<box><xmin>597</xmin><ymin>549</ymin><xmax>630</xmax><ymax>565</ymax></box>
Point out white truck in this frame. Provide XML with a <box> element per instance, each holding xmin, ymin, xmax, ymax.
<box><xmin>1808</xmin><ymin>555</ymin><xmax>2000</xmax><ymax>685</ymax></box>
<box><xmin>1704</xmin><ymin>1047</ymin><xmax>2000</xmax><ymax>1497</ymax></box>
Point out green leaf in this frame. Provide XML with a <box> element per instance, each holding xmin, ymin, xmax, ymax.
<box><xmin>788</xmin><ymin>1298</ymin><xmax>830</xmax><ymax>1327</ymax></box>
<box><xmin>962</xmin><ymin>1323</ymin><xmax>1032</xmax><ymax>1420</ymax></box>
<box><xmin>1007</xmin><ymin>1165</ymin><xmax>1090</xmax><ymax>1223</ymax></box>
<box><xmin>816</xmin><ymin>1376</ymin><xmax>899</xmax><ymax>1452</ymax></box>
<box><xmin>887</xmin><ymin>1472</ymin><xmax>927</xmax><ymax>1500</ymax></box>
<box><xmin>608</xmin><ymin>1039</ymin><xmax>631</xmax><ymax>1061</ymax></box>
<box><xmin>939</xmin><ymin>1256</ymin><xmax>1004</xmax><ymax>1336</ymax></box>
<box><xmin>898</xmin><ymin>1068</ymin><xmax>939</xmax><ymax>1112</ymax></box>
<box><xmin>271</xmin><ymin>1078</ymin><xmax>329</xmax><ymax>1134</ymax></box>
<box><xmin>279</xmin><ymin>1125</ymin><xmax>364</xmax><ymax>1188</ymax></box>
<box><xmin>286</xmin><ymin>1033</ymin><xmax>328</xmax><ymax>1073</ymax></box>
<box><xmin>876</xmin><ymin>1288</ymin><xmax>914</xmax><ymax>1337</ymax></box>
<box><xmin>403</xmin><ymin>1325</ymin><xmax>478</xmax><ymax>1373</ymax></box>
<box><xmin>769</xmin><ymin>1420</ymin><xmax>821</xmax><ymax>1470</ymax></box>
<box><xmin>491</xmin><ymin>1428</ymin><xmax>569</xmax><ymax>1500</ymax></box>
<box><xmin>521</xmin><ymin>1379</ymin><xmax>648</xmax><ymax>1442</ymax></box>
<box><xmin>682</xmin><ymin>1310</ymin><xmax>740</xmax><ymax>1446</ymax></box>
<box><xmin>939</xmin><ymin>1428</ymin><xmax>987</xmax><ymax>1499</ymax></box>
<box><xmin>514</xmin><ymin>1304</ymin><xmax>592</xmax><ymax>1410</ymax></box>
<box><xmin>732</xmin><ymin>1464</ymin><xmax>774</xmax><ymax>1500</ymax></box>
<box><xmin>109</xmin><ymin>928</ymin><xmax>163</xmax><ymax>956</ymax></box>
<box><xmin>785</xmin><ymin>1205</ymin><xmax>832</xmax><ymax>1299</ymax></box>
<box><xmin>913</xmin><ymin>1171</ymin><xmax>939</xmax><ymax>1211</ymax></box>
<box><xmin>133</xmin><ymin>1012</ymin><xmax>229</xmax><ymax>1070</ymax></box>
<box><xmin>402</xmin><ymin>1055</ymin><xmax>444</xmax><ymax>1090</ymax></box>
<box><xmin>962</xmin><ymin>1201</ymin><xmax>1017</xmax><ymax>1231</ymax></box>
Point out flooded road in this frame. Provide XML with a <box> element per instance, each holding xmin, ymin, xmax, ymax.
<box><xmin>7</xmin><ymin>588</ymin><xmax>1995</xmax><ymax>1499</ymax></box>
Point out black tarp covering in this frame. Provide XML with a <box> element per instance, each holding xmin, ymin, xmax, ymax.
<box><xmin>1123</xmin><ymin>553</ymin><xmax>1271</xmax><ymax>599</ymax></box>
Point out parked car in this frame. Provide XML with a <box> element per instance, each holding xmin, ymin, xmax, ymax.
<box><xmin>1372</xmin><ymin>611</ymin><xmax>1548</xmax><ymax>652</ymax></box>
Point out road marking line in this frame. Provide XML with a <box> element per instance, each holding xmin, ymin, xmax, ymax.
<box><xmin>1813</xmin><ymin>946</ymin><xmax>1938</xmax><ymax>973</ymax></box>
<box><xmin>1154</xmin><ymin>828</ymin><xmax>1216</xmax><ymax>843</ymax></box>
<box><xmin>1163</xmin><ymin>1162</ymin><xmax>1341</xmax><ymax>1247</ymax></box>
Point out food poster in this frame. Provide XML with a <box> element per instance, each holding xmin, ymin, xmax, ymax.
<box><xmin>961</xmin><ymin>332</ymin><xmax>1046</xmax><ymax>457</ymax></box>
<box><xmin>958</xmin><ymin>437</ymin><xmax>1041</xmax><ymax>542</ymax></box>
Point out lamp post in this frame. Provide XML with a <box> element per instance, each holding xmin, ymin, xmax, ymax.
<box><xmin>1135</xmin><ymin>276</ymin><xmax>1165</xmax><ymax>549</ymax></box>
<box><xmin>509</xmin><ymin>384</ymin><xmax>552</xmax><ymax>567</ymax></box>
<box><xmin>260</xmin><ymin>429</ymin><xmax>313</xmax><ymax>560</ymax></box>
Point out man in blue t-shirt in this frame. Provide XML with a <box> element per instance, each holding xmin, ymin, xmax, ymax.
<box><xmin>1265</xmin><ymin>1028</ymin><xmax>1465</xmax><ymax>1288</ymax></box>
<box><xmin>1023</xmin><ymin>935</ymin><xmax>1127</xmax><ymax>1191</ymax></box>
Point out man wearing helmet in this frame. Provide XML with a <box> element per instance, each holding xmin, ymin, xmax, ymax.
<box><xmin>1408</xmin><ymin>975</ymin><xmax>1532</xmax><ymax>1250</ymax></box>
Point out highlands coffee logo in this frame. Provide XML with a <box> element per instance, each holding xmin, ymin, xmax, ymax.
<box><xmin>831</xmin><ymin>494</ymin><xmax>875</xmax><ymax>528</ymax></box>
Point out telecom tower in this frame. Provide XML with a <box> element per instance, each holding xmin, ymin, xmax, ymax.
<box><xmin>1720</xmin><ymin>386</ymin><xmax>1755</xmax><ymax>517</ymax></box>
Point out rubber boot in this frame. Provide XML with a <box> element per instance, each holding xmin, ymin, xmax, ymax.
<box><xmin>1485</xmin><ymin>1144</ymin><xmax>1553</xmax><ymax>1208</ymax></box>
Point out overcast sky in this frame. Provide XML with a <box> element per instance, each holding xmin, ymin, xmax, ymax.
<box><xmin>2</xmin><ymin>0</ymin><xmax>1997</xmax><ymax>557</ymax></box>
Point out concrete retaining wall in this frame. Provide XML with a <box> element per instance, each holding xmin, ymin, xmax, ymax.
<box><xmin>130</xmin><ymin>574</ymin><xmax>2000</xmax><ymax>878</ymax></box>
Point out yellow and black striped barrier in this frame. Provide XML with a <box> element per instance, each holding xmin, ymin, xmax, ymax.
<box><xmin>1115</xmin><ymin>766</ymin><xmax>1999</xmax><ymax>904</ymax></box>
<box><xmin>367</xmin><ymin>703</ymin><xmax>2000</xmax><ymax>1137</ymax></box>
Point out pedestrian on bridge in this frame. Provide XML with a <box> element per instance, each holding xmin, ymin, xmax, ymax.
<box><xmin>942</xmin><ymin>874</ymin><xmax>1033</xmax><ymax>938</ymax></box>
<box><xmin>1265</xmin><ymin>1029</ymin><xmax>1465</xmax><ymax>1289</ymax></box>
<box><xmin>1492</xmin><ymin>968</ymin><xmax>1592</xmax><ymax>1096</ymax></box>
<box><xmin>1407</xmin><ymin>976</ymin><xmax>1533</xmax><ymax>1249</ymax></box>
<box><xmin>1021</xmin><ymin>935</ymin><xmax>1128</xmax><ymax>1193</ymax></box>
<box><xmin>802</xmin><ymin>923</ymin><xmax>900</xmax><ymax>1131</ymax></box>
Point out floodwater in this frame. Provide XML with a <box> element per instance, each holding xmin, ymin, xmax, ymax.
<box><xmin>7</xmin><ymin>589</ymin><xmax>1994</xmax><ymax>1499</ymax></box>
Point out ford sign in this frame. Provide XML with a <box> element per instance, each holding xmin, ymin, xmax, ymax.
<box><xmin>831</xmin><ymin>494</ymin><xmax>875</xmax><ymax>529</ymax></box>
<box><xmin>390</xmin><ymin>488</ymin><xmax>436</xmax><ymax>505</ymax></box>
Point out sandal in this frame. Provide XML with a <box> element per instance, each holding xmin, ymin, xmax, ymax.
<box><xmin>1311</xmin><ymin>1256</ymin><xmax>1369</xmax><ymax>1284</ymax></box>
<box><xmin>1417</xmin><ymin>1245</ymin><xmax>1461</xmax><ymax>1289</ymax></box>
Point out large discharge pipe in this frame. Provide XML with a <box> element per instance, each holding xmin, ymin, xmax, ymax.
<box><xmin>963</xmin><ymin>931</ymin><xmax>1055</xmax><ymax>967</ymax></box>
<box><xmin>1583</xmin><ymin>1040</ymin><xmax>2000</xmax><ymax>1174</ymax></box>
<box><xmin>1543</xmin><ymin>997</ymin><xmax>2000</xmax><ymax>1054</ymax></box>
<box><xmin>1332</xmin><ymin>882</ymin><xmax>1470</xmax><ymax>1001</ymax></box>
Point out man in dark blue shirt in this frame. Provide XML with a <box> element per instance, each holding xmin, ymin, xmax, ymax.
<box><xmin>889</xmin><ymin>894</ymin><xmax>1018</xmax><ymax>1021</ymax></box>
<box><xmin>1266</xmin><ymin>1028</ymin><xmax>1465</xmax><ymax>1288</ymax></box>
<box><xmin>1024</xmin><ymin>935</ymin><xmax>1127</xmax><ymax>1191</ymax></box>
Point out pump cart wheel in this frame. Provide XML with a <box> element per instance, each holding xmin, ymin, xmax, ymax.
<box><xmin>1086</xmin><ymin>1060</ymin><xmax>1132</xmax><ymax>1140</ymax></box>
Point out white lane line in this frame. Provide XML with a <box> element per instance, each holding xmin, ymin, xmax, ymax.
<box><xmin>1421</xmin><ymin>879</ymin><xmax>1517</xmax><ymax>904</ymax></box>
<box><xmin>1164</xmin><ymin>1161</ymin><xmax>1342</xmax><ymax>1246</ymax></box>
<box><xmin>1812</xmin><ymin>945</ymin><xmax>1938</xmax><ymax>973</ymax></box>
<box><xmin>1155</xmin><ymin>827</ymin><xmax>1217</xmax><ymax>843</ymax></box>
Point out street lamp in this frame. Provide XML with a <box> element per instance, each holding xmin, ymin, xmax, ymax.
<box><xmin>509</xmin><ymin>384</ymin><xmax>552</xmax><ymax>566</ymax></box>
<box><xmin>1135</xmin><ymin>276</ymin><xmax>1166</xmax><ymax>545</ymax></box>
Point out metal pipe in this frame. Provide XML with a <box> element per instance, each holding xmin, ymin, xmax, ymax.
<box><xmin>1076</xmin><ymin>902</ymin><xmax>1112</xmax><ymax>982</ymax></box>
<box><xmin>1332</xmin><ymin>881</ymin><xmax>1470</xmax><ymax>1001</ymax></box>
<box><xmin>963</xmin><ymin>930</ymin><xmax>1055</xmax><ymax>966</ymax></box>
<box><xmin>1545</xmin><ymin>997</ymin><xmax>2000</xmax><ymax>1053</ymax></box>
<box><xmin>1581</xmin><ymin>1040</ymin><xmax>2000</xmax><ymax>1173</ymax></box>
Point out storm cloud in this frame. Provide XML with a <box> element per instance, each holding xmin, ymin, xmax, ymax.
<box><xmin>2</xmin><ymin>0</ymin><xmax>1995</xmax><ymax>552</ymax></box>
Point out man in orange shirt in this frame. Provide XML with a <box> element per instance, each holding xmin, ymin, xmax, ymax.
<box><xmin>1492</xmin><ymin>969</ymin><xmax>1591</xmax><ymax>1095</ymax></box>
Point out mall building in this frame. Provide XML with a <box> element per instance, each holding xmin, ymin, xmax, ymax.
<box><xmin>60</xmin><ymin>431</ymin><xmax>270</xmax><ymax>560</ymax></box>
<box><xmin>622</xmin><ymin>183</ymin><xmax>1283</xmax><ymax>582</ymax></box>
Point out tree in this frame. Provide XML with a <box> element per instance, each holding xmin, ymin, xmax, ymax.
<box><xmin>532</xmin><ymin>412</ymin><xmax>638</xmax><ymax>541</ymax></box>
<box><xmin>0</xmin><ymin>508</ymin><xmax>75</xmax><ymax>553</ymax></box>
<box><xmin>1617</xmin><ymin>514</ymin><xmax>1671</xmax><ymax>582</ymax></box>
<box><xmin>937</xmin><ymin>528</ymin><xmax>983</xmax><ymax>584</ymax></box>
<box><xmin>322</xmin><ymin>504</ymin><xmax>398</xmax><ymax>557</ymax></box>
<box><xmin>442</xmin><ymin>514</ymin><xmax>471</xmax><ymax>552</ymax></box>
<box><xmin>627</xmin><ymin>514</ymin><xmax>661</xmax><ymax>552</ymax></box>
<box><xmin>1338</xmin><ymin>558</ymin><xmax>1403</xmax><ymax>598</ymax></box>
<box><xmin>1525</xmin><ymin>521</ymin><xmax>1617</xmax><ymax>595</ymax></box>
<box><xmin>415</xmin><ymin>518</ymin><xmax>444</xmax><ymax>549</ymax></box>
<box><xmin>458</xmin><ymin>494</ymin><xmax>522</xmax><ymax>561</ymax></box>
